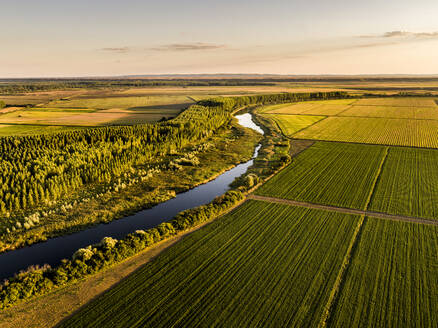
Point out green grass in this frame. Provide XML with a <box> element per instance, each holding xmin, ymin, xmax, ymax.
<box><xmin>269</xmin><ymin>114</ymin><xmax>325</xmax><ymax>136</ymax></box>
<box><xmin>58</xmin><ymin>200</ymin><xmax>360</xmax><ymax>328</ymax></box>
<box><xmin>0</xmin><ymin>124</ymin><xmax>83</xmax><ymax>136</ymax></box>
<box><xmin>370</xmin><ymin>147</ymin><xmax>438</xmax><ymax>219</ymax></box>
<box><xmin>294</xmin><ymin>116</ymin><xmax>438</xmax><ymax>148</ymax></box>
<box><xmin>329</xmin><ymin>217</ymin><xmax>438</xmax><ymax>327</ymax></box>
<box><xmin>339</xmin><ymin>105</ymin><xmax>438</xmax><ymax>120</ymax></box>
<box><xmin>256</xmin><ymin>142</ymin><xmax>387</xmax><ymax>210</ymax></box>
<box><xmin>44</xmin><ymin>95</ymin><xmax>193</xmax><ymax>110</ymax></box>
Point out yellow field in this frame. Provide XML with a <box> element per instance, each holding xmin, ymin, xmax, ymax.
<box><xmin>354</xmin><ymin>97</ymin><xmax>438</xmax><ymax>107</ymax></box>
<box><xmin>263</xmin><ymin>99</ymin><xmax>357</xmax><ymax>116</ymax></box>
<box><xmin>269</xmin><ymin>114</ymin><xmax>325</xmax><ymax>136</ymax></box>
<box><xmin>294</xmin><ymin>116</ymin><xmax>438</xmax><ymax>148</ymax></box>
<box><xmin>339</xmin><ymin>105</ymin><xmax>438</xmax><ymax>120</ymax></box>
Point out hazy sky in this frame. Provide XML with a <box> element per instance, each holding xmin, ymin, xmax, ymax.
<box><xmin>2</xmin><ymin>0</ymin><xmax>438</xmax><ymax>77</ymax></box>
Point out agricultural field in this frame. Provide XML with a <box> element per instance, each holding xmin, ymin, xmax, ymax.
<box><xmin>329</xmin><ymin>217</ymin><xmax>438</xmax><ymax>327</ymax></box>
<box><xmin>262</xmin><ymin>98</ymin><xmax>357</xmax><ymax>115</ymax></box>
<box><xmin>369</xmin><ymin>147</ymin><xmax>438</xmax><ymax>220</ymax></box>
<box><xmin>294</xmin><ymin>116</ymin><xmax>438</xmax><ymax>148</ymax></box>
<box><xmin>339</xmin><ymin>105</ymin><xmax>438</xmax><ymax>120</ymax></box>
<box><xmin>58</xmin><ymin>200</ymin><xmax>361</xmax><ymax>328</ymax></box>
<box><xmin>0</xmin><ymin>124</ymin><xmax>83</xmax><ymax>136</ymax></box>
<box><xmin>269</xmin><ymin>114</ymin><xmax>325</xmax><ymax>136</ymax></box>
<box><xmin>255</xmin><ymin>142</ymin><xmax>387</xmax><ymax>210</ymax></box>
<box><xmin>353</xmin><ymin>97</ymin><xmax>438</xmax><ymax>107</ymax></box>
<box><xmin>0</xmin><ymin>109</ymin><xmax>164</xmax><ymax>126</ymax></box>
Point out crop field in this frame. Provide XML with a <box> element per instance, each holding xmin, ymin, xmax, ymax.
<box><xmin>262</xmin><ymin>99</ymin><xmax>357</xmax><ymax>115</ymax></box>
<box><xmin>255</xmin><ymin>142</ymin><xmax>386</xmax><ymax>209</ymax></box>
<box><xmin>59</xmin><ymin>200</ymin><xmax>361</xmax><ymax>328</ymax></box>
<box><xmin>43</xmin><ymin>95</ymin><xmax>193</xmax><ymax>111</ymax></box>
<box><xmin>353</xmin><ymin>97</ymin><xmax>438</xmax><ymax>107</ymax></box>
<box><xmin>269</xmin><ymin>114</ymin><xmax>325</xmax><ymax>136</ymax></box>
<box><xmin>329</xmin><ymin>217</ymin><xmax>438</xmax><ymax>327</ymax></box>
<box><xmin>0</xmin><ymin>124</ymin><xmax>82</xmax><ymax>136</ymax></box>
<box><xmin>0</xmin><ymin>109</ymin><xmax>163</xmax><ymax>126</ymax></box>
<box><xmin>339</xmin><ymin>105</ymin><xmax>438</xmax><ymax>120</ymax></box>
<box><xmin>369</xmin><ymin>147</ymin><xmax>438</xmax><ymax>219</ymax></box>
<box><xmin>294</xmin><ymin>116</ymin><xmax>438</xmax><ymax>148</ymax></box>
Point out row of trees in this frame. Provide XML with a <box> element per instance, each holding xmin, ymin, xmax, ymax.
<box><xmin>0</xmin><ymin>91</ymin><xmax>347</xmax><ymax>219</ymax></box>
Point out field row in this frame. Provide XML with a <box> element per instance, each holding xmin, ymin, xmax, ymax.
<box><xmin>60</xmin><ymin>200</ymin><xmax>438</xmax><ymax>327</ymax></box>
<box><xmin>257</xmin><ymin>141</ymin><xmax>438</xmax><ymax>220</ymax></box>
<box><xmin>294</xmin><ymin>116</ymin><xmax>438</xmax><ymax>148</ymax></box>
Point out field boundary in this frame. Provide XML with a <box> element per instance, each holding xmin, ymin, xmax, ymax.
<box><xmin>247</xmin><ymin>195</ymin><xmax>438</xmax><ymax>226</ymax></box>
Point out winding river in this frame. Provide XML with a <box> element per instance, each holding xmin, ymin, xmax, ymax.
<box><xmin>0</xmin><ymin>113</ymin><xmax>263</xmax><ymax>280</ymax></box>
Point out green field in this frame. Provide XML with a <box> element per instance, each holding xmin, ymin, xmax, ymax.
<box><xmin>354</xmin><ymin>97</ymin><xmax>438</xmax><ymax>107</ymax></box>
<box><xmin>262</xmin><ymin>99</ymin><xmax>357</xmax><ymax>115</ymax></box>
<box><xmin>269</xmin><ymin>114</ymin><xmax>325</xmax><ymax>136</ymax></box>
<box><xmin>339</xmin><ymin>105</ymin><xmax>438</xmax><ymax>120</ymax></box>
<box><xmin>329</xmin><ymin>217</ymin><xmax>438</xmax><ymax>327</ymax></box>
<box><xmin>0</xmin><ymin>124</ymin><xmax>83</xmax><ymax>136</ymax></box>
<box><xmin>256</xmin><ymin>142</ymin><xmax>386</xmax><ymax>210</ymax></box>
<box><xmin>294</xmin><ymin>116</ymin><xmax>438</xmax><ymax>148</ymax></box>
<box><xmin>370</xmin><ymin>147</ymin><xmax>438</xmax><ymax>219</ymax></box>
<box><xmin>58</xmin><ymin>200</ymin><xmax>360</xmax><ymax>328</ymax></box>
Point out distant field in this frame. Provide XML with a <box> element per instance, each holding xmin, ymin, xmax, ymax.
<box><xmin>58</xmin><ymin>200</ymin><xmax>360</xmax><ymax>328</ymax></box>
<box><xmin>0</xmin><ymin>124</ymin><xmax>83</xmax><ymax>136</ymax></box>
<box><xmin>0</xmin><ymin>108</ymin><xmax>169</xmax><ymax>127</ymax></box>
<box><xmin>262</xmin><ymin>99</ymin><xmax>357</xmax><ymax>115</ymax></box>
<box><xmin>294</xmin><ymin>116</ymin><xmax>438</xmax><ymax>148</ymax></box>
<box><xmin>370</xmin><ymin>147</ymin><xmax>438</xmax><ymax>219</ymax></box>
<box><xmin>354</xmin><ymin>97</ymin><xmax>438</xmax><ymax>107</ymax></box>
<box><xmin>330</xmin><ymin>217</ymin><xmax>438</xmax><ymax>327</ymax></box>
<box><xmin>43</xmin><ymin>95</ymin><xmax>193</xmax><ymax>111</ymax></box>
<box><xmin>269</xmin><ymin>114</ymin><xmax>325</xmax><ymax>136</ymax></box>
<box><xmin>339</xmin><ymin>105</ymin><xmax>438</xmax><ymax>120</ymax></box>
<box><xmin>256</xmin><ymin>142</ymin><xmax>386</xmax><ymax>210</ymax></box>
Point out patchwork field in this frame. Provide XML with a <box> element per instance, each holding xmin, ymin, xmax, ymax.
<box><xmin>353</xmin><ymin>97</ymin><xmax>438</xmax><ymax>107</ymax></box>
<box><xmin>0</xmin><ymin>124</ymin><xmax>83</xmax><ymax>136</ymax></box>
<box><xmin>262</xmin><ymin>99</ymin><xmax>357</xmax><ymax>115</ymax></box>
<box><xmin>294</xmin><ymin>116</ymin><xmax>438</xmax><ymax>148</ymax></box>
<box><xmin>370</xmin><ymin>147</ymin><xmax>438</xmax><ymax>219</ymax></box>
<box><xmin>256</xmin><ymin>142</ymin><xmax>387</xmax><ymax>210</ymax></box>
<box><xmin>329</xmin><ymin>217</ymin><xmax>438</xmax><ymax>327</ymax></box>
<box><xmin>58</xmin><ymin>200</ymin><xmax>361</xmax><ymax>328</ymax></box>
<box><xmin>269</xmin><ymin>114</ymin><xmax>325</xmax><ymax>136</ymax></box>
<box><xmin>339</xmin><ymin>105</ymin><xmax>438</xmax><ymax>120</ymax></box>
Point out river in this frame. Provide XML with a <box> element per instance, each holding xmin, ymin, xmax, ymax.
<box><xmin>0</xmin><ymin>113</ymin><xmax>263</xmax><ymax>280</ymax></box>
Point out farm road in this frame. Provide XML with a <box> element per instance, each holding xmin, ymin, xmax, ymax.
<box><xmin>248</xmin><ymin>194</ymin><xmax>438</xmax><ymax>226</ymax></box>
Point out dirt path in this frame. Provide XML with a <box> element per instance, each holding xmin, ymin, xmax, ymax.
<box><xmin>248</xmin><ymin>195</ymin><xmax>438</xmax><ymax>226</ymax></box>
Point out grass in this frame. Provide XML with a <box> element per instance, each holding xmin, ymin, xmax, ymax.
<box><xmin>261</xmin><ymin>99</ymin><xmax>356</xmax><ymax>115</ymax></box>
<box><xmin>0</xmin><ymin>124</ymin><xmax>83</xmax><ymax>136</ymax></box>
<box><xmin>269</xmin><ymin>114</ymin><xmax>325</xmax><ymax>136</ymax></box>
<box><xmin>255</xmin><ymin>142</ymin><xmax>387</xmax><ymax>210</ymax></box>
<box><xmin>58</xmin><ymin>200</ymin><xmax>360</xmax><ymax>328</ymax></box>
<box><xmin>44</xmin><ymin>95</ymin><xmax>193</xmax><ymax>110</ymax></box>
<box><xmin>354</xmin><ymin>97</ymin><xmax>438</xmax><ymax>107</ymax></box>
<box><xmin>369</xmin><ymin>147</ymin><xmax>438</xmax><ymax>220</ymax></box>
<box><xmin>0</xmin><ymin>109</ymin><xmax>167</xmax><ymax>126</ymax></box>
<box><xmin>294</xmin><ymin>116</ymin><xmax>438</xmax><ymax>148</ymax></box>
<box><xmin>339</xmin><ymin>105</ymin><xmax>438</xmax><ymax>119</ymax></box>
<box><xmin>328</xmin><ymin>217</ymin><xmax>438</xmax><ymax>327</ymax></box>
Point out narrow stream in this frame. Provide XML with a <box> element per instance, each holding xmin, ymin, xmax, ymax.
<box><xmin>0</xmin><ymin>113</ymin><xmax>263</xmax><ymax>280</ymax></box>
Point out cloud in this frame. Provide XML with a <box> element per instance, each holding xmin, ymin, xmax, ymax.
<box><xmin>100</xmin><ymin>47</ymin><xmax>130</xmax><ymax>53</ymax></box>
<box><xmin>360</xmin><ymin>31</ymin><xmax>438</xmax><ymax>39</ymax></box>
<box><xmin>149</xmin><ymin>42</ymin><xmax>226</xmax><ymax>52</ymax></box>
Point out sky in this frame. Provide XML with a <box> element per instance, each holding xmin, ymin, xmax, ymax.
<box><xmin>1</xmin><ymin>0</ymin><xmax>438</xmax><ymax>77</ymax></box>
